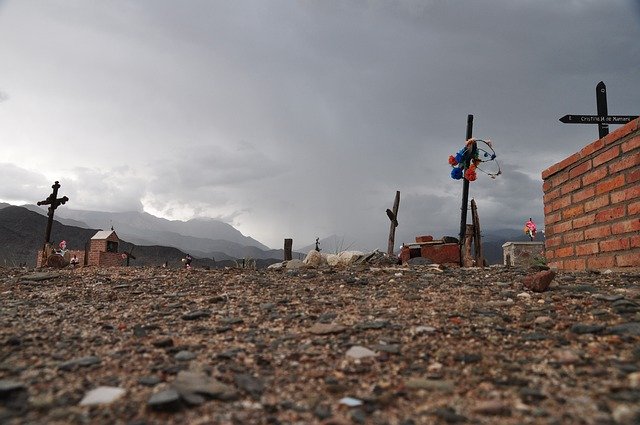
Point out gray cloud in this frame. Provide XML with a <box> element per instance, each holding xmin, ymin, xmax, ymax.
<box><xmin>0</xmin><ymin>0</ymin><xmax>638</xmax><ymax>248</ymax></box>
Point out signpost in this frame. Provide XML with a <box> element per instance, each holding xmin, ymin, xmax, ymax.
<box><xmin>560</xmin><ymin>81</ymin><xmax>638</xmax><ymax>139</ymax></box>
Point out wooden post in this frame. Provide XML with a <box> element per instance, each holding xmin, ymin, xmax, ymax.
<box><xmin>470</xmin><ymin>199</ymin><xmax>484</xmax><ymax>267</ymax></box>
<box><xmin>462</xmin><ymin>224</ymin><xmax>475</xmax><ymax>267</ymax></box>
<box><xmin>284</xmin><ymin>238</ymin><xmax>293</xmax><ymax>261</ymax></box>
<box><xmin>386</xmin><ymin>191</ymin><xmax>400</xmax><ymax>255</ymax></box>
<box><xmin>459</xmin><ymin>115</ymin><xmax>474</xmax><ymax>265</ymax></box>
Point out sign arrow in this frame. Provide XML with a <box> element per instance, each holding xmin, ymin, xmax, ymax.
<box><xmin>559</xmin><ymin>115</ymin><xmax>638</xmax><ymax>124</ymax></box>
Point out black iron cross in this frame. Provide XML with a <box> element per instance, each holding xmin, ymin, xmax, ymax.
<box><xmin>559</xmin><ymin>81</ymin><xmax>638</xmax><ymax>139</ymax></box>
<box><xmin>37</xmin><ymin>181</ymin><xmax>69</xmax><ymax>244</ymax></box>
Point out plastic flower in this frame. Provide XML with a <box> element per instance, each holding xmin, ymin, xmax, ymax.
<box><xmin>451</xmin><ymin>167</ymin><xmax>463</xmax><ymax>180</ymax></box>
<box><xmin>448</xmin><ymin>155</ymin><xmax>458</xmax><ymax>166</ymax></box>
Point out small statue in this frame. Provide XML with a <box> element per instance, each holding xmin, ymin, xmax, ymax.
<box><xmin>315</xmin><ymin>238</ymin><xmax>321</xmax><ymax>252</ymax></box>
<box><xmin>524</xmin><ymin>218</ymin><xmax>537</xmax><ymax>241</ymax></box>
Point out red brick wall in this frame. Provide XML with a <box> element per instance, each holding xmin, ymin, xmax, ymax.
<box><xmin>542</xmin><ymin>118</ymin><xmax>640</xmax><ymax>270</ymax></box>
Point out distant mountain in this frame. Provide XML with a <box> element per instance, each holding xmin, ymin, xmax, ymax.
<box><xmin>12</xmin><ymin>204</ymin><xmax>299</xmax><ymax>260</ymax></box>
<box><xmin>19</xmin><ymin>204</ymin><xmax>91</xmax><ymax>228</ymax></box>
<box><xmin>0</xmin><ymin>206</ymin><xmax>215</xmax><ymax>268</ymax></box>
<box><xmin>49</xmin><ymin>208</ymin><xmax>270</xmax><ymax>250</ymax></box>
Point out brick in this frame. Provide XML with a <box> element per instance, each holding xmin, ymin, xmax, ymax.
<box><xmin>630</xmin><ymin>235</ymin><xmax>640</xmax><ymax>248</ymax></box>
<box><xmin>420</xmin><ymin>243</ymin><xmax>460</xmax><ymax>264</ymax></box>
<box><xmin>552</xmin><ymin>221</ymin><xmax>573</xmax><ymax>234</ymax></box>
<box><xmin>563</xmin><ymin>231</ymin><xmax>584</xmax><ymax>244</ymax></box>
<box><xmin>560</xmin><ymin>178</ymin><xmax>581</xmax><ymax>195</ymax></box>
<box><xmin>621</xmin><ymin>135</ymin><xmax>640</xmax><ymax>153</ymax></box>
<box><xmin>627</xmin><ymin>167</ymin><xmax>640</xmax><ymax>184</ymax></box>
<box><xmin>544</xmin><ymin>211</ymin><xmax>561</xmax><ymax>225</ymax></box>
<box><xmin>415</xmin><ymin>235</ymin><xmax>433</xmax><ymax>243</ymax></box>
<box><xmin>582</xmin><ymin>167</ymin><xmax>608</xmax><ymax>186</ymax></box>
<box><xmin>629</xmin><ymin>200</ymin><xmax>640</xmax><ymax>216</ymax></box>
<box><xmin>550</xmin><ymin>196</ymin><xmax>571</xmax><ymax>212</ymax></box>
<box><xmin>612</xmin><ymin>218</ymin><xmax>640</xmax><ymax>235</ymax></box>
<box><xmin>595</xmin><ymin>205</ymin><xmax>625</xmax><ymax>223</ymax></box>
<box><xmin>587</xmin><ymin>255</ymin><xmax>616</xmax><ymax>269</ymax></box>
<box><xmin>611</xmin><ymin>186</ymin><xmax>640</xmax><ymax>204</ymax></box>
<box><xmin>580</xmin><ymin>139</ymin><xmax>604</xmax><ymax>158</ymax></box>
<box><xmin>595</xmin><ymin>174</ymin><xmax>626</xmax><ymax>195</ymax></box>
<box><xmin>546</xmin><ymin>249</ymin><xmax>555</xmax><ymax>259</ymax></box>
<box><xmin>599</xmin><ymin>238</ymin><xmax>630</xmax><ymax>253</ymax></box>
<box><xmin>569</xmin><ymin>161</ymin><xmax>592</xmax><ymax>179</ymax></box>
<box><xmin>572</xmin><ymin>214</ymin><xmax>596</xmax><ymax>229</ymax></box>
<box><xmin>584</xmin><ymin>225</ymin><xmax>611</xmax><ymax>240</ymax></box>
<box><xmin>575</xmin><ymin>242</ymin><xmax>599</xmax><ymax>256</ymax></box>
<box><xmin>556</xmin><ymin>246</ymin><xmax>574</xmax><ymax>258</ymax></box>
<box><xmin>608</xmin><ymin>151</ymin><xmax>640</xmax><ymax>174</ymax></box>
<box><xmin>547</xmin><ymin>260</ymin><xmax>562</xmax><ymax>269</ymax></box>
<box><xmin>572</xmin><ymin>186</ymin><xmax>595</xmax><ymax>203</ymax></box>
<box><xmin>557</xmin><ymin>152</ymin><xmax>583</xmax><ymax>173</ymax></box>
<box><xmin>584</xmin><ymin>194</ymin><xmax>610</xmax><ymax>212</ymax></box>
<box><xmin>592</xmin><ymin>146</ymin><xmax>620</xmax><ymax>168</ymax></box>
<box><xmin>543</xmin><ymin>188</ymin><xmax>562</xmax><ymax>204</ymax></box>
<box><xmin>617</xmin><ymin>252</ymin><xmax>640</xmax><ymax>267</ymax></box>
<box><xmin>562</xmin><ymin>204</ymin><xmax>584</xmax><ymax>220</ymax></box>
<box><xmin>548</xmin><ymin>171</ymin><xmax>570</xmax><ymax>189</ymax></box>
<box><xmin>602</xmin><ymin>119</ymin><xmax>639</xmax><ymax>146</ymax></box>
<box><xmin>542</xmin><ymin>179</ymin><xmax>552</xmax><ymax>193</ymax></box>
<box><xmin>546</xmin><ymin>236</ymin><xmax>562</xmax><ymax>247</ymax></box>
<box><xmin>564</xmin><ymin>259</ymin><xmax>586</xmax><ymax>270</ymax></box>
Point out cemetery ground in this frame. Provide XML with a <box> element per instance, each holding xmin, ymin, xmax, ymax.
<box><xmin>1</xmin><ymin>264</ymin><xmax>640</xmax><ymax>424</ymax></box>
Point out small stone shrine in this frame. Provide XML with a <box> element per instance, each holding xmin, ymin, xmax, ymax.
<box><xmin>400</xmin><ymin>235</ymin><xmax>460</xmax><ymax>265</ymax></box>
<box><xmin>87</xmin><ymin>230</ymin><xmax>122</xmax><ymax>267</ymax></box>
<box><xmin>502</xmin><ymin>241</ymin><xmax>545</xmax><ymax>267</ymax></box>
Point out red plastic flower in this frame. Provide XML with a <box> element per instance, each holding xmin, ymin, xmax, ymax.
<box><xmin>448</xmin><ymin>155</ymin><xmax>458</xmax><ymax>166</ymax></box>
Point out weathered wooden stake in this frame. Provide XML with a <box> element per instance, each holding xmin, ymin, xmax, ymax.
<box><xmin>462</xmin><ymin>224</ymin><xmax>475</xmax><ymax>267</ymax></box>
<box><xmin>284</xmin><ymin>238</ymin><xmax>293</xmax><ymax>261</ymax></box>
<box><xmin>459</xmin><ymin>115</ymin><xmax>474</xmax><ymax>266</ymax></box>
<box><xmin>470</xmin><ymin>199</ymin><xmax>484</xmax><ymax>267</ymax></box>
<box><xmin>386</xmin><ymin>191</ymin><xmax>400</xmax><ymax>255</ymax></box>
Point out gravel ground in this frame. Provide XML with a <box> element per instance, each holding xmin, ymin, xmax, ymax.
<box><xmin>1</xmin><ymin>264</ymin><xmax>639</xmax><ymax>424</ymax></box>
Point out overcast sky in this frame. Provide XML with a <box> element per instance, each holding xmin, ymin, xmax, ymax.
<box><xmin>1</xmin><ymin>1</ymin><xmax>639</xmax><ymax>250</ymax></box>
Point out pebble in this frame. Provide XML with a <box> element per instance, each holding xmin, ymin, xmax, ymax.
<box><xmin>58</xmin><ymin>355</ymin><xmax>101</xmax><ymax>371</ymax></box>
<box><xmin>147</xmin><ymin>389</ymin><xmax>182</xmax><ymax>411</ymax></box>
<box><xmin>79</xmin><ymin>386</ymin><xmax>126</xmax><ymax>406</ymax></box>
<box><xmin>346</xmin><ymin>346</ymin><xmax>377</xmax><ymax>359</ymax></box>
<box><xmin>174</xmin><ymin>350</ymin><xmax>196</xmax><ymax>361</ymax></box>
<box><xmin>405</xmin><ymin>378</ymin><xmax>454</xmax><ymax>393</ymax></box>
<box><xmin>181</xmin><ymin>310</ymin><xmax>211</xmax><ymax>320</ymax></box>
<box><xmin>308</xmin><ymin>323</ymin><xmax>347</xmax><ymax>335</ymax></box>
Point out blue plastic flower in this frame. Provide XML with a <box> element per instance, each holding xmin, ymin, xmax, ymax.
<box><xmin>451</xmin><ymin>167</ymin><xmax>463</xmax><ymax>180</ymax></box>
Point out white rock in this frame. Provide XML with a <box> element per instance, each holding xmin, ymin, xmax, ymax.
<box><xmin>326</xmin><ymin>254</ymin><xmax>340</xmax><ymax>266</ymax></box>
<box><xmin>338</xmin><ymin>251</ymin><xmax>364</xmax><ymax>266</ymax></box>
<box><xmin>79</xmin><ymin>386</ymin><xmax>125</xmax><ymax>406</ymax></box>
<box><xmin>346</xmin><ymin>345</ymin><xmax>376</xmax><ymax>359</ymax></box>
<box><xmin>267</xmin><ymin>262</ymin><xmax>284</xmax><ymax>270</ymax></box>
<box><xmin>303</xmin><ymin>250</ymin><xmax>326</xmax><ymax>267</ymax></box>
<box><xmin>285</xmin><ymin>259</ymin><xmax>305</xmax><ymax>269</ymax></box>
<box><xmin>339</xmin><ymin>397</ymin><xmax>363</xmax><ymax>407</ymax></box>
<box><xmin>413</xmin><ymin>326</ymin><xmax>437</xmax><ymax>335</ymax></box>
<box><xmin>517</xmin><ymin>292</ymin><xmax>531</xmax><ymax>299</ymax></box>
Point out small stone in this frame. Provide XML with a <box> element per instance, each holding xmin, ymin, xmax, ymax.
<box><xmin>138</xmin><ymin>376</ymin><xmax>161</xmax><ymax>386</ymax></box>
<box><xmin>58</xmin><ymin>356</ymin><xmax>101</xmax><ymax>371</ymax></box>
<box><xmin>534</xmin><ymin>316</ymin><xmax>553</xmax><ymax>326</ymax></box>
<box><xmin>181</xmin><ymin>310</ymin><xmax>211</xmax><ymax>320</ymax></box>
<box><xmin>339</xmin><ymin>397</ymin><xmax>362</xmax><ymax>407</ymax></box>
<box><xmin>174</xmin><ymin>350</ymin><xmax>196</xmax><ymax>361</ymax></box>
<box><xmin>570</xmin><ymin>323</ymin><xmax>605</xmax><ymax>334</ymax></box>
<box><xmin>152</xmin><ymin>337</ymin><xmax>174</xmax><ymax>348</ymax></box>
<box><xmin>413</xmin><ymin>326</ymin><xmax>437</xmax><ymax>335</ymax></box>
<box><xmin>606</xmin><ymin>322</ymin><xmax>640</xmax><ymax>336</ymax></box>
<box><xmin>405</xmin><ymin>378</ymin><xmax>454</xmax><ymax>393</ymax></box>
<box><xmin>473</xmin><ymin>400</ymin><xmax>511</xmax><ymax>416</ymax></box>
<box><xmin>346</xmin><ymin>346</ymin><xmax>377</xmax><ymax>359</ymax></box>
<box><xmin>308</xmin><ymin>323</ymin><xmax>346</xmax><ymax>335</ymax></box>
<box><xmin>0</xmin><ymin>380</ymin><xmax>26</xmax><ymax>395</ymax></box>
<box><xmin>522</xmin><ymin>270</ymin><xmax>556</xmax><ymax>292</ymax></box>
<box><xmin>147</xmin><ymin>389</ymin><xmax>182</xmax><ymax>411</ymax></box>
<box><xmin>553</xmin><ymin>349</ymin><xmax>581</xmax><ymax>365</ymax></box>
<box><xmin>79</xmin><ymin>386</ymin><xmax>125</xmax><ymax>406</ymax></box>
<box><xmin>517</xmin><ymin>292</ymin><xmax>531</xmax><ymax>299</ymax></box>
<box><xmin>234</xmin><ymin>373</ymin><xmax>265</xmax><ymax>399</ymax></box>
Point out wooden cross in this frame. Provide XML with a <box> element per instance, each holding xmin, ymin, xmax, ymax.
<box><xmin>37</xmin><ymin>181</ymin><xmax>69</xmax><ymax>244</ymax></box>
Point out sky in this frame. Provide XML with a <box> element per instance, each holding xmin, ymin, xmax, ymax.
<box><xmin>0</xmin><ymin>0</ymin><xmax>639</xmax><ymax>251</ymax></box>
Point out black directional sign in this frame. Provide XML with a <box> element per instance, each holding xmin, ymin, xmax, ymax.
<box><xmin>560</xmin><ymin>81</ymin><xmax>638</xmax><ymax>139</ymax></box>
<box><xmin>559</xmin><ymin>115</ymin><xmax>638</xmax><ymax>124</ymax></box>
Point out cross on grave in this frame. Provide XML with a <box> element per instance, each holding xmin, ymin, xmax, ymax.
<box><xmin>559</xmin><ymin>81</ymin><xmax>638</xmax><ymax>139</ymax></box>
<box><xmin>37</xmin><ymin>181</ymin><xmax>69</xmax><ymax>245</ymax></box>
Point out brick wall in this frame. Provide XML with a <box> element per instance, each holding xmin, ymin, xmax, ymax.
<box><xmin>541</xmin><ymin>118</ymin><xmax>640</xmax><ymax>270</ymax></box>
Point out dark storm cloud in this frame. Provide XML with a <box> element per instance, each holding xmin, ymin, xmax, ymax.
<box><xmin>0</xmin><ymin>1</ymin><xmax>638</xmax><ymax>248</ymax></box>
